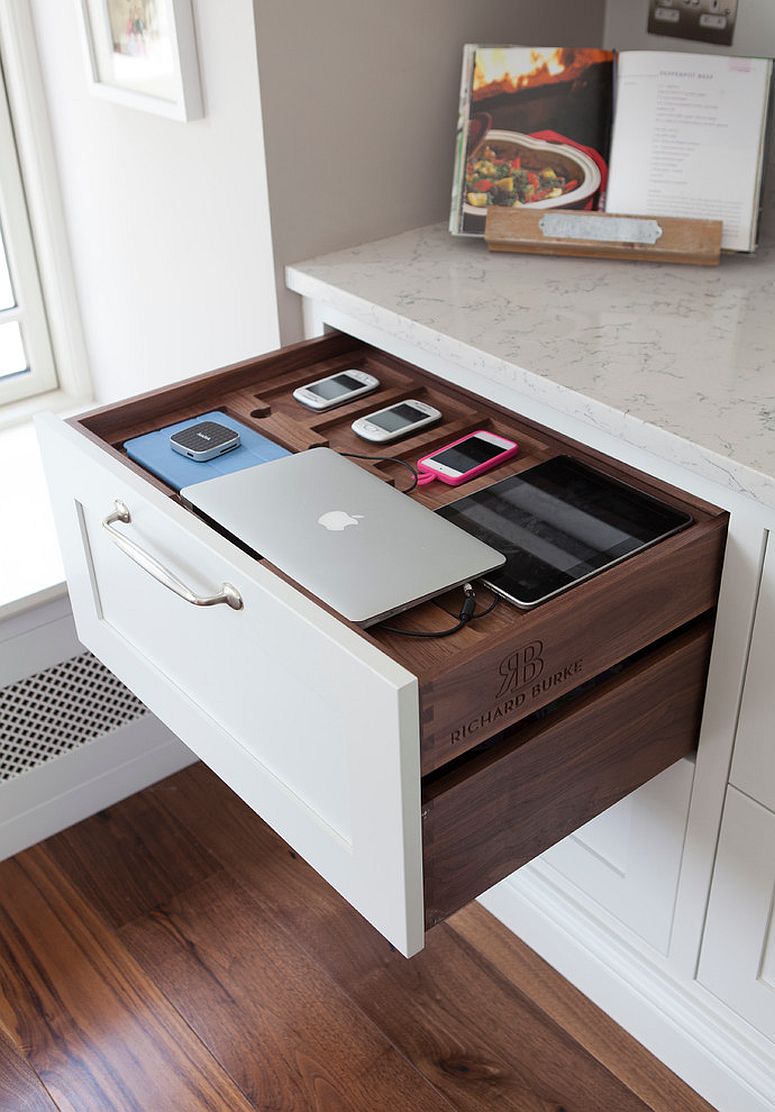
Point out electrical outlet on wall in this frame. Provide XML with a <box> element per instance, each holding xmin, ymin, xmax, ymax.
<box><xmin>648</xmin><ymin>0</ymin><xmax>738</xmax><ymax>46</ymax></box>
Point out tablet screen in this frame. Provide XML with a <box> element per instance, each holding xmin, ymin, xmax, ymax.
<box><xmin>436</xmin><ymin>456</ymin><xmax>692</xmax><ymax>607</ymax></box>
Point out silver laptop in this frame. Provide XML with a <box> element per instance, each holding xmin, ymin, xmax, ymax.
<box><xmin>181</xmin><ymin>448</ymin><xmax>505</xmax><ymax>626</ymax></box>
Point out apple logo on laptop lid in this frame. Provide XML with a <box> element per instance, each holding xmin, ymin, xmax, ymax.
<box><xmin>317</xmin><ymin>511</ymin><xmax>363</xmax><ymax>532</ymax></box>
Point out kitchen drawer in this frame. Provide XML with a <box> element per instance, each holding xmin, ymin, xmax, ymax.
<box><xmin>423</xmin><ymin>619</ymin><xmax>713</xmax><ymax>927</ymax></box>
<box><xmin>37</xmin><ymin>331</ymin><xmax>727</xmax><ymax>957</ymax></box>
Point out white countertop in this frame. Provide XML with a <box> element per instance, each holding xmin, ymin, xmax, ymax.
<box><xmin>287</xmin><ymin>223</ymin><xmax>775</xmax><ymax>510</ymax></box>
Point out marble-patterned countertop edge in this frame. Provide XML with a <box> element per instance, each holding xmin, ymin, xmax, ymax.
<box><xmin>287</xmin><ymin>262</ymin><xmax>775</xmax><ymax>511</ymax></box>
<box><xmin>286</xmin><ymin>216</ymin><xmax>773</xmax><ymax>520</ymax></box>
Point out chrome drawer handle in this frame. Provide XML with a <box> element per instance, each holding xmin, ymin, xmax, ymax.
<box><xmin>102</xmin><ymin>501</ymin><xmax>243</xmax><ymax>611</ymax></box>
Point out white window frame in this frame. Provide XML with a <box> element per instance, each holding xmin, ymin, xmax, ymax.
<box><xmin>0</xmin><ymin>58</ymin><xmax>57</xmax><ymax>406</ymax></box>
<box><xmin>0</xmin><ymin>0</ymin><xmax>91</xmax><ymax>426</ymax></box>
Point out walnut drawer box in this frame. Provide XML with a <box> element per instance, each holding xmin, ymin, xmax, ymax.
<box><xmin>37</xmin><ymin>332</ymin><xmax>726</xmax><ymax>956</ymax></box>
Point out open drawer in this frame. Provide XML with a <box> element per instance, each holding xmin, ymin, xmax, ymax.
<box><xmin>37</xmin><ymin>331</ymin><xmax>727</xmax><ymax>957</ymax></box>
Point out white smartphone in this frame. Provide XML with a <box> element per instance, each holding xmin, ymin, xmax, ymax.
<box><xmin>292</xmin><ymin>369</ymin><xmax>379</xmax><ymax>411</ymax></box>
<box><xmin>351</xmin><ymin>399</ymin><xmax>442</xmax><ymax>443</ymax></box>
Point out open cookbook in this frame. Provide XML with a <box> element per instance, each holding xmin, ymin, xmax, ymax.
<box><xmin>450</xmin><ymin>46</ymin><xmax>774</xmax><ymax>252</ymax></box>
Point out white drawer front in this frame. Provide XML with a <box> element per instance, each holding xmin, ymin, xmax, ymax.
<box><xmin>37</xmin><ymin>415</ymin><xmax>424</xmax><ymax>956</ymax></box>
<box><xmin>731</xmin><ymin>533</ymin><xmax>775</xmax><ymax>812</ymax></box>
<box><xmin>541</xmin><ymin>759</ymin><xmax>695</xmax><ymax>954</ymax></box>
<box><xmin>699</xmin><ymin>786</ymin><xmax>775</xmax><ymax>1040</ymax></box>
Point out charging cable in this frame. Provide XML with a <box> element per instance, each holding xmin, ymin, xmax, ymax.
<box><xmin>338</xmin><ymin>450</ymin><xmax>439</xmax><ymax>494</ymax></box>
<box><xmin>339</xmin><ymin>451</ymin><xmax>420</xmax><ymax>493</ymax></box>
<box><xmin>379</xmin><ymin>581</ymin><xmax>499</xmax><ymax>638</ymax></box>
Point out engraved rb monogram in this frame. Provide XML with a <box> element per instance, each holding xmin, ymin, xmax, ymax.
<box><xmin>496</xmin><ymin>639</ymin><xmax>545</xmax><ymax>698</ymax></box>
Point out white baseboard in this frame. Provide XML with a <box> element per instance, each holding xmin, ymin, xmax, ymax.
<box><xmin>480</xmin><ymin>867</ymin><xmax>775</xmax><ymax>1112</ymax></box>
<box><xmin>0</xmin><ymin>714</ymin><xmax>195</xmax><ymax>860</ymax></box>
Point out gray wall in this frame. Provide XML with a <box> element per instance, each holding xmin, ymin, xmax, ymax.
<box><xmin>254</xmin><ymin>0</ymin><xmax>607</xmax><ymax>341</ymax></box>
<box><xmin>32</xmin><ymin>0</ymin><xmax>280</xmax><ymax>403</ymax></box>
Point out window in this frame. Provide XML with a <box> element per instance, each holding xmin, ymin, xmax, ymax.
<box><xmin>0</xmin><ymin>1</ymin><xmax>90</xmax><ymax>423</ymax></box>
<box><xmin>0</xmin><ymin>56</ymin><xmax>57</xmax><ymax>406</ymax></box>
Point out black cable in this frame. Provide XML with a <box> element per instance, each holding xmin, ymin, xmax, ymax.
<box><xmin>379</xmin><ymin>583</ymin><xmax>501</xmax><ymax>638</ymax></box>
<box><xmin>339</xmin><ymin>451</ymin><xmax>419</xmax><ymax>493</ymax></box>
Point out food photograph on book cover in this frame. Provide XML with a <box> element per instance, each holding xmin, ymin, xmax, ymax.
<box><xmin>450</xmin><ymin>46</ymin><xmax>615</xmax><ymax>236</ymax></box>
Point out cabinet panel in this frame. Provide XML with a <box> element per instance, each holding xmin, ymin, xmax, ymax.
<box><xmin>698</xmin><ymin>787</ymin><xmax>775</xmax><ymax>1040</ymax></box>
<box><xmin>731</xmin><ymin>533</ymin><xmax>775</xmax><ymax>812</ymax></box>
<box><xmin>541</xmin><ymin>759</ymin><xmax>695</xmax><ymax>953</ymax></box>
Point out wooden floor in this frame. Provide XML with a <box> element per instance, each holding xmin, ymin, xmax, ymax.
<box><xmin>0</xmin><ymin>763</ymin><xmax>713</xmax><ymax>1112</ymax></box>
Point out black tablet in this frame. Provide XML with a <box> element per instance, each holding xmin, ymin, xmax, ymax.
<box><xmin>436</xmin><ymin>455</ymin><xmax>693</xmax><ymax>608</ymax></box>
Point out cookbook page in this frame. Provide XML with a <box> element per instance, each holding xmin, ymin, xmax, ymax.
<box><xmin>606</xmin><ymin>51</ymin><xmax>772</xmax><ymax>251</ymax></box>
<box><xmin>449</xmin><ymin>46</ymin><xmax>614</xmax><ymax>237</ymax></box>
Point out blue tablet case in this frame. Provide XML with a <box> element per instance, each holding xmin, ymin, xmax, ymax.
<box><xmin>124</xmin><ymin>411</ymin><xmax>291</xmax><ymax>491</ymax></box>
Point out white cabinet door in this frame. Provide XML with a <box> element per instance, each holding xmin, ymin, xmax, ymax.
<box><xmin>698</xmin><ymin>787</ymin><xmax>775</xmax><ymax>1040</ymax></box>
<box><xmin>541</xmin><ymin>759</ymin><xmax>695</xmax><ymax>953</ymax></box>
<box><xmin>731</xmin><ymin>533</ymin><xmax>775</xmax><ymax>812</ymax></box>
<box><xmin>36</xmin><ymin>414</ymin><xmax>425</xmax><ymax>956</ymax></box>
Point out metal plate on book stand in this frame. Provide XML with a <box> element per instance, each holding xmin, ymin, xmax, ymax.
<box><xmin>539</xmin><ymin>213</ymin><xmax>664</xmax><ymax>245</ymax></box>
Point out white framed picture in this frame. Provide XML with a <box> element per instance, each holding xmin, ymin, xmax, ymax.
<box><xmin>78</xmin><ymin>0</ymin><xmax>203</xmax><ymax>121</ymax></box>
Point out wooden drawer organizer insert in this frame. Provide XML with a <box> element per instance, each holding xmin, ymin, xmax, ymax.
<box><xmin>72</xmin><ymin>331</ymin><xmax>727</xmax><ymax>924</ymax></box>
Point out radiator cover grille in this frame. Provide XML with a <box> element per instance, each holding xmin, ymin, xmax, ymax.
<box><xmin>0</xmin><ymin>651</ymin><xmax>148</xmax><ymax>781</ymax></box>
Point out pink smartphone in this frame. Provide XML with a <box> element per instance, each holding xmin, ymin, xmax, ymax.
<box><xmin>417</xmin><ymin>429</ymin><xmax>519</xmax><ymax>487</ymax></box>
